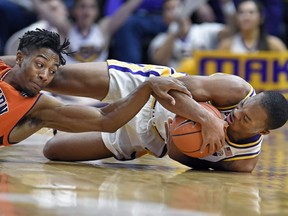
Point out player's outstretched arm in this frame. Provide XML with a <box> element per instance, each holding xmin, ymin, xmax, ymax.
<box><xmin>32</xmin><ymin>77</ymin><xmax>189</xmax><ymax>133</ymax></box>
<box><xmin>0</xmin><ymin>57</ymin><xmax>110</xmax><ymax>100</ymax></box>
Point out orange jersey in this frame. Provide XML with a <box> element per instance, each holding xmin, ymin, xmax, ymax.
<box><xmin>0</xmin><ymin>60</ymin><xmax>41</xmax><ymax>146</ymax></box>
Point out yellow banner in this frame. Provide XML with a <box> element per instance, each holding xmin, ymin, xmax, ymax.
<box><xmin>177</xmin><ymin>51</ymin><xmax>288</xmax><ymax>98</ymax></box>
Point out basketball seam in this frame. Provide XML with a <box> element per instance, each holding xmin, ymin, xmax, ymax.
<box><xmin>172</xmin><ymin>131</ymin><xmax>201</xmax><ymax>136</ymax></box>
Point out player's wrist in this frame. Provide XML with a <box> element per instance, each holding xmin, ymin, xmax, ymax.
<box><xmin>143</xmin><ymin>79</ymin><xmax>154</xmax><ymax>93</ymax></box>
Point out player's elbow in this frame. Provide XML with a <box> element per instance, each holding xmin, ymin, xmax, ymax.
<box><xmin>43</xmin><ymin>135</ymin><xmax>74</xmax><ymax>161</ymax></box>
<box><xmin>43</xmin><ymin>139</ymin><xmax>60</xmax><ymax>161</ymax></box>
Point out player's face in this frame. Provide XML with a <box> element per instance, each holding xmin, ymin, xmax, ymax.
<box><xmin>16</xmin><ymin>48</ymin><xmax>60</xmax><ymax>97</ymax></box>
<box><xmin>226</xmin><ymin>94</ymin><xmax>268</xmax><ymax>138</ymax></box>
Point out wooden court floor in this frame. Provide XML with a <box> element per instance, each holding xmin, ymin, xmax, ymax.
<box><xmin>0</xmin><ymin>124</ymin><xmax>288</xmax><ymax>216</ymax></box>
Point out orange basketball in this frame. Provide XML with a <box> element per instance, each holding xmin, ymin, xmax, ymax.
<box><xmin>170</xmin><ymin>102</ymin><xmax>223</xmax><ymax>158</ymax></box>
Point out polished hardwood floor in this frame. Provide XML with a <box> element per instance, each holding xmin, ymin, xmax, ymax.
<box><xmin>0</xmin><ymin>124</ymin><xmax>287</xmax><ymax>216</ymax></box>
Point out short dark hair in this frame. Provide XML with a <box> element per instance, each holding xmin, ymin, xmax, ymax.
<box><xmin>260</xmin><ymin>91</ymin><xmax>288</xmax><ymax>129</ymax></box>
<box><xmin>17</xmin><ymin>28</ymin><xmax>70</xmax><ymax>66</ymax></box>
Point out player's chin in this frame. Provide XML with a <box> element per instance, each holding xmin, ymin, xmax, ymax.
<box><xmin>227</xmin><ymin>124</ymin><xmax>240</xmax><ymax>134</ymax></box>
<box><xmin>23</xmin><ymin>88</ymin><xmax>38</xmax><ymax>97</ymax></box>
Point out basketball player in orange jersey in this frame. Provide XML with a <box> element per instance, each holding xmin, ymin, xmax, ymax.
<box><xmin>0</xmin><ymin>29</ymin><xmax>191</xmax><ymax>147</ymax></box>
<box><xmin>2</xmin><ymin>33</ymin><xmax>288</xmax><ymax>172</ymax></box>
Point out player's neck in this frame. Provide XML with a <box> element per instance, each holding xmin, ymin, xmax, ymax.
<box><xmin>227</xmin><ymin>127</ymin><xmax>258</xmax><ymax>143</ymax></box>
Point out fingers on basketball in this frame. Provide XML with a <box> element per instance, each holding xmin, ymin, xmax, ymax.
<box><xmin>170</xmin><ymin>102</ymin><xmax>223</xmax><ymax>158</ymax></box>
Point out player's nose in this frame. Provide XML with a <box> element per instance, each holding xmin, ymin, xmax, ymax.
<box><xmin>233</xmin><ymin>109</ymin><xmax>242</xmax><ymax>120</ymax></box>
<box><xmin>38</xmin><ymin>69</ymin><xmax>49</xmax><ymax>81</ymax></box>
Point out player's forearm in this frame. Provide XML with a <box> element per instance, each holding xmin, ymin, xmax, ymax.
<box><xmin>40</xmin><ymin>82</ymin><xmax>151</xmax><ymax>133</ymax></box>
<box><xmin>157</xmin><ymin>90</ymin><xmax>213</xmax><ymax>125</ymax></box>
<box><xmin>169</xmin><ymin>147</ymin><xmax>255</xmax><ymax>172</ymax></box>
<box><xmin>210</xmin><ymin>157</ymin><xmax>258</xmax><ymax>172</ymax></box>
<box><xmin>99</xmin><ymin>81</ymin><xmax>152</xmax><ymax>131</ymax></box>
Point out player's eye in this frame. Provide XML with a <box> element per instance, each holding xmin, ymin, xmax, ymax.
<box><xmin>50</xmin><ymin>70</ymin><xmax>56</xmax><ymax>75</ymax></box>
<box><xmin>36</xmin><ymin>63</ymin><xmax>43</xmax><ymax>68</ymax></box>
<box><xmin>244</xmin><ymin>115</ymin><xmax>248</xmax><ymax>122</ymax></box>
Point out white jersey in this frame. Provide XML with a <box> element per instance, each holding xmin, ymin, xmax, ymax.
<box><xmin>101</xmin><ymin>60</ymin><xmax>186</xmax><ymax>160</ymax></box>
<box><xmin>231</xmin><ymin>33</ymin><xmax>258</xmax><ymax>53</ymax></box>
<box><xmin>101</xmin><ymin>60</ymin><xmax>263</xmax><ymax>162</ymax></box>
<box><xmin>66</xmin><ymin>25</ymin><xmax>108</xmax><ymax>64</ymax></box>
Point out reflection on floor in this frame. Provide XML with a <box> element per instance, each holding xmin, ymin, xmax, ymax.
<box><xmin>0</xmin><ymin>125</ymin><xmax>288</xmax><ymax>216</ymax></box>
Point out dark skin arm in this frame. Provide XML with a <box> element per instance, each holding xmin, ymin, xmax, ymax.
<box><xmin>35</xmin><ymin>76</ymin><xmax>190</xmax><ymax>132</ymax></box>
<box><xmin>11</xmin><ymin>77</ymin><xmax>191</xmax><ymax>143</ymax></box>
<box><xmin>0</xmin><ymin>57</ymin><xmax>111</xmax><ymax>99</ymax></box>
<box><xmin>164</xmin><ymin>118</ymin><xmax>259</xmax><ymax>172</ymax></box>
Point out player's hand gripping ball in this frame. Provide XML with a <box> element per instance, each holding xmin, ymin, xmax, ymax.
<box><xmin>170</xmin><ymin>102</ymin><xmax>223</xmax><ymax>158</ymax></box>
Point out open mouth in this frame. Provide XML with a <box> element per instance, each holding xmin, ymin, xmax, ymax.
<box><xmin>227</xmin><ymin>112</ymin><xmax>234</xmax><ymax>125</ymax></box>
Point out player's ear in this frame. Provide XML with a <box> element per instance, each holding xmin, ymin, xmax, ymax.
<box><xmin>259</xmin><ymin>129</ymin><xmax>270</xmax><ymax>135</ymax></box>
<box><xmin>16</xmin><ymin>51</ymin><xmax>24</xmax><ymax>66</ymax></box>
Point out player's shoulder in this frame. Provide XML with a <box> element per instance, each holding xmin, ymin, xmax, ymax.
<box><xmin>33</xmin><ymin>93</ymin><xmax>63</xmax><ymax>111</ymax></box>
<box><xmin>208</xmin><ymin>73</ymin><xmax>254</xmax><ymax>103</ymax></box>
<box><xmin>209</xmin><ymin>73</ymin><xmax>248</xmax><ymax>84</ymax></box>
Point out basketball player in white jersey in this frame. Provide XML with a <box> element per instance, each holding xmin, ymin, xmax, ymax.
<box><xmin>1</xmin><ymin>57</ymin><xmax>287</xmax><ymax>172</ymax></box>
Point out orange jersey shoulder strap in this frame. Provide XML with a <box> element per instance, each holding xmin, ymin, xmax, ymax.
<box><xmin>0</xmin><ymin>59</ymin><xmax>11</xmax><ymax>78</ymax></box>
<box><xmin>0</xmin><ymin>60</ymin><xmax>41</xmax><ymax>146</ymax></box>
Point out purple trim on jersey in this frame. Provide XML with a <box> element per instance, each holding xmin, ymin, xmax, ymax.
<box><xmin>234</xmin><ymin>134</ymin><xmax>261</xmax><ymax>144</ymax></box>
<box><xmin>249</xmin><ymin>88</ymin><xmax>256</xmax><ymax>97</ymax></box>
<box><xmin>109</xmin><ymin>65</ymin><xmax>171</xmax><ymax>77</ymax></box>
<box><xmin>225</xmin><ymin>134</ymin><xmax>262</xmax><ymax>149</ymax></box>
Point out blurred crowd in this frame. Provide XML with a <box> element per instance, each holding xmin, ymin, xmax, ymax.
<box><xmin>1</xmin><ymin>0</ymin><xmax>287</xmax><ymax>68</ymax></box>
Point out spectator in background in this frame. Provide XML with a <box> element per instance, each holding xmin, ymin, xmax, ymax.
<box><xmin>234</xmin><ymin>0</ymin><xmax>284</xmax><ymax>38</ymax></box>
<box><xmin>148</xmin><ymin>0</ymin><xmax>227</xmax><ymax>69</ymax></box>
<box><xmin>106</xmin><ymin>0</ymin><xmax>167</xmax><ymax>63</ymax></box>
<box><xmin>194</xmin><ymin>0</ymin><xmax>236</xmax><ymax>24</ymax></box>
<box><xmin>0</xmin><ymin>0</ymin><xmax>37</xmax><ymax>55</ymax></box>
<box><xmin>31</xmin><ymin>0</ymin><xmax>143</xmax><ymax>64</ymax></box>
<box><xmin>5</xmin><ymin>0</ymin><xmax>68</xmax><ymax>55</ymax></box>
<box><xmin>217</xmin><ymin>0</ymin><xmax>286</xmax><ymax>53</ymax></box>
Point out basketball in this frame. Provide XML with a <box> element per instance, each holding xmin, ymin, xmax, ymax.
<box><xmin>170</xmin><ymin>102</ymin><xmax>223</xmax><ymax>158</ymax></box>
